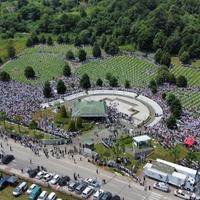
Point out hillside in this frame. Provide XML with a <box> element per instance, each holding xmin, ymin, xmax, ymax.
<box><xmin>0</xmin><ymin>0</ymin><xmax>200</xmax><ymax>62</ymax></box>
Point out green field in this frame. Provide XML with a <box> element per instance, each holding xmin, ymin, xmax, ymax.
<box><xmin>167</xmin><ymin>91</ymin><xmax>200</xmax><ymax>112</ymax></box>
<box><xmin>3</xmin><ymin>53</ymin><xmax>66</xmax><ymax>84</ymax></box>
<box><xmin>76</xmin><ymin>56</ymin><xmax>158</xmax><ymax>87</ymax></box>
<box><xmin>22</xmin><ymin>44</ymin><xmax>92</xmax><ymax>57</ymax></box>
<box><xmin>170</xmin><ymin>65</ymin><xmax>200</xmax><ymax>87</ymax></box>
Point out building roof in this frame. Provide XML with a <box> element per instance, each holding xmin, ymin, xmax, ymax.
<box><xmin>157</xmin><ymin>159</ymin><xmax>197</xmax><ymax>178</ymax></box>
<box><xmin>72</xmin><ymin>100</ymin><xmax>108</xmax><ymax>118</ymax></box>
<box><xmin>133</xmin><ymin>135</ymin><xmax>151</xmax><ymax>143</ymax></box>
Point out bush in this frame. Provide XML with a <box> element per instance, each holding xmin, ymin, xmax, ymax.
<box><xmin>166</xmin><ymin>115</ymin><xmax>177</xmax><ymax>129</ymax></box>
<box><xmin>24</xmin><ymin>66</ymin><xmax>35</xmax><ymax>79</ymax></box>
<box><xmin>80</xmin><ymin>73</ymin><xmax>91</xmax><ymax>89</ymax></box>
<box><xmin>57</xmin><ymin>80</ymin><xmax>66</xmax><ymax>94</ymax></box>
<box><xmin>96</xmin><ymin>78</ymin><xmax>103</xmax><ymax>87</ymax></box>
<box><xmin>68</xmin><ymin>120</ymin><xmax>76</xmax><ymax>131</ymax></box>
<box><xmin>60</xmin><ymin>105</ymin><xmax>67</xmax><ymax>118</ymax></box>
<box><xmin>78</xmin><ymin>49</ymin><xmax>87</xmax><ymax>62</ymax></box>
<box><xmin>176</xmin><ymin>75</ymin><xmax>187</xmax><ymax>87</ymax></box>
<box><xmin>66</xmin><ymin>50</ymin><xmax>75</xmax><ymax>60</ymax></box>
<box><xmin>63</xmin><ymin>64</ymin><xmax>71</xmax><ymax>77</ymax></box>
<box><xmin>0</xmin><ymin>71</ymin><xmax>11</xmax><ymax>81</ymax></box>
<box><xmin>43</xmin><ymin>81</ymin><xmax>52</xmax><ymax>98</ymax></box>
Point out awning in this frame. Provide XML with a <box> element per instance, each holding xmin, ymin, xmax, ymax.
<box><xmin>184</xmin><ymin>137</ymin><xmax>195</xmax><ymax>147</ymax></box>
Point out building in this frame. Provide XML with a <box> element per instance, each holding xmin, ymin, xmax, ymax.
<box><xmin>144</xmin><ymin>159</ymin><xmax>197</xmax><ymax>191</ymax></box>
<box><xmin>72</xmin><ymin>99</ymin><xmax>108</xmax><ymax>118</ymax></box>
<box><xmin>133</xmin><ymin>135</ymin><xmax>153</xmax><ymax>159</ymax></box>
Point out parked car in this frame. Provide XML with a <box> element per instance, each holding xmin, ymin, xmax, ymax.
<box><xmin>100</xmin><ymin>192</ymin><xmax>112</xmax><ymax>200</ymax></box>
<box><xmin>93</xmin><ymin>189</ymin><xmax>104</xmax><ymax>200</ymax></box>
<box><xmin>49</xmin><ymin>174</ymin><xmax>60</xmax><ymax>185</ymax></box>
<box><xmin>174</xmin><ymin>189</ymin><xmax>196</xmax><ymax>200</ymax></box>
<box><xmin>153</xmin><ymin>182</ymin><xmax>170</xmax><ymax>192</ymax></box>
<box><xmin>58</xmin><ymin>176</ymin><xmax>70</xmax><ymax>186</ymax></box>
<box><xmin>68</xmin><ymin>181</ymin><xmax>79</xmax><ymax>192</ymax></box>
<box><xmin>85</xmin><ymin>178</ymin><xmax>100</xmax><ymax>188</ymax></box>
<box><xmin>111</xmin><ymin>195</ymin><xmax>121</xmax><ymax>200</ymax></box>
<box><xmin>35</xmin><ymin>171</ymin><xmax>47</xmax><ymax>180</ymax></box>
<box><xmin>82</xmin><ymin>186</ymin><xmax>94</xmax><ymax>198</ymax></box>
<box><xmin>42</xmin><ymin>173</ymin><xmax>53</xmax><ymax>183</ymax></box>
<box><xmin>12</xmin><ymin>182</ymin><xmax>28</xmax><ymax>196</ymax></box>
<box><xmin>0</xmin><ymin>176</ymin><xmax>10</xmax><ymax>190</ymax></box>
<box><xmin>2</xmin><ymin>154</ymin><xmax>15</xmax><ymax>164</ymax></box>
<box><xmin>29</xmin><ymin>185</ymin><xmax>41</xmax><ymax>200</ymax></box>
<box><xmin>37</xmin><ymin>190</ymin><xmax>48</xmax><ymax>200</ymax></box>
<box><xmin>75</xmin><ymin>182</ymin><xmax>87</xmax><ymax>194</ymax></box>
<box><xmin>27</xmin><ymin>184</ymin><xmax>37</xmax><ymax>194</ymax></box>
<box><xmin>46</xmin><ymin>192</ymin><xmax>56</xmax><ymax>200</ymax></box>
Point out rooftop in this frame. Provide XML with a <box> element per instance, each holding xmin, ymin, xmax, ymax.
<box><xmin>133</xmin><ymin>135</ymin><xmax>151</xmax><ymax>143</ymax></box>
<box><xmin>72</xmin><ymin>99</ymin><xmax>108</xmax><ymax>118</ymax></box>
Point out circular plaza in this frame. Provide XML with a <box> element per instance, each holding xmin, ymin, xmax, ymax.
<box><xmin>41</xmin><ymin>89</ymin><xmax>163</xmax><ymax>127</ymax></box>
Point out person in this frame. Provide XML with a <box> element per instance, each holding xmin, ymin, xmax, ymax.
<box><xmin>96</xmin><ymin>168</ymin><xmax>98</xmax><ymax>174</ymax></box>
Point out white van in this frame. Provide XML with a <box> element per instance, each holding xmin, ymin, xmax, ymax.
<box><xmin>93</xmin><ymin>189</ymin><xmax>104</xmax><ymax>200</ymax></box>
<box><xmin>46</xmin><ymin>192</ymin><xmax>56</xmax><ymax>200</ymax></box>
<box><xmin>12</xmin><ymin>182</ymin><xmax>28</xmax><ymax>196</ymax></box>
<box><xmin>82</xmin><ymin>186</ymin><xmax>94</xmax><ymax>198</ymax></box>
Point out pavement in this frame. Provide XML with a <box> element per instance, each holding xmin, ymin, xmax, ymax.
<box><xmin>0</xmin><ymin>138</ymin><xmax>181</xmax><ymax>200</ymax></box>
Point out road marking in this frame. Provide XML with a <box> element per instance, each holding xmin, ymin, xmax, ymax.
<box><xmin>147</xmin><ymin>192</ymin><xmax>162</xmax><ymax>200</ymax></box>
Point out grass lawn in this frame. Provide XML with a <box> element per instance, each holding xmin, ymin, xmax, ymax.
<box><xmin>3</xmin><ymin>53</ymin><xmax>66</xmax><ymax>85</ymax></box>
<box><xmin>76</xmin><ymin>56</ymin><xmax>158</xmax><ymax>87</ymax></box>
<box><xmin>148</xmin><ymin>141</ymin><xmax>188</xmax><ymax>162</ymax></box>
<box><xmin>172</xmin><ymin>57</ymin><xmax>200</xmax><ymax>69</ymax></box>
<box><xmin>0</xmin><ymin>121</ymin><xmax>55</xmax><ymax>140</ymax></box>
<box><xmin>95</xmin><ymin>143</ymin><xmax>137</xmax><ymax>169</ymax></box>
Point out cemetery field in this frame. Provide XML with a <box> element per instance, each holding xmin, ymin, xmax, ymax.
<box><xmin>167</xmin><ymin>91</ymin><xmax>200</xmax><ymax>112</ymax></box>
<box><xmin>22</xmin><ymin>44</ymin><xmax>93</xmax><ymax>57</ymax></box>
<box><xmin>3</xmin><ymin>53</ymin><xmax>66</xmax><ymax>84</ymax></box>
<box><xmin>170</xmin><ymin>65</ymin><xmax>200</xmax><ymax>87</ymax></box>
<box><xmin>76</xmin><ymin>56</ymin><xmax>158</xmax><ymax>87</ymax></box>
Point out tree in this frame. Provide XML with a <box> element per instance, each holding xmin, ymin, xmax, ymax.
<box><xmin>68</xmin><ymin>119</ymin><xmax>76</xmax><ymax>131</ymax></box>
<box><xmin>47</xmin><ymin>36</ymin><xmax>53</xmax><ymax>45</ymax></box>
<box><xmin>60</xmin><ymin>105</ymin><xmax>67</xmax><ymax>118</ymax></box>
<box><xmin>57</xmin><ymin>35</ymin><xmax>64</xmax><ymax>44</ymax></box>
<box><xmin>43</xmin><ymin>81</ymin><xmax>52</xmax><ymax>98</ymax></box>
<box><xmin>7</xmin><ymin>44</ymin><xmax>16</xmax><ymax>58</ymax></box>
<box><xmin>29</xmin><ymin>120</ymin><xmax>38</xmax><ymax>129</ymax></box>
<box><xmin>40</xmin><ymin>35</ymin><xmax>46</xmax><ymax>44</ymax></box>
<box><xmin>105</xmin><ymin>42</ymin><xmax>119</xmax><ymax>55</ymax></box>
<box><xmin>80</xmin><ymin>73</ymin><xmax>91</xmax><ymax>89</ymax></box>
<box><xmin>154</xmin><ymin>49</ymin><xmax>163</xmax><ymax>63</ymax></box>
<box><xmin>57</xmin><ymin>80</ymin><xmax>66</xmax><ymax>94</ymax></box>
<box><xmin>24</xmin><ymin>66</ymin><xmax>35</xmax><ymax>79</ymax></box>
<box><xmin>167</xmin><ymin>94</ymin><xmax>176</xmax><ymax>106</ymax></box>
<box><xmin>63</xmin><ymin>64</ymin><xmax>71</xmax><ymax>77</ymax></box>
<box><xmin>0</xmin><ymin>71</ymin><xmax>11</xmax><ymax>82</ymax></box>
<box><xmin>0</xmin><ymin>57</ymin><xmax>3</xmax><ymax>65</ymax></box>
<box><xmin>160</xmin><ymin>52</ymin><xmax>171</xmax><ymax>67</ymax></box>
<box><xmin>176</xmin><ymin>75</ymin><xmax>187</xmax><ymax>87</ymax></box>
<box><xmin>76</xmin><ymin>117</ymin><xmax>82</xmax><ymax>128</ymax></box>
<box><xmin>96</xmin><ymin>78</ymin><xmax>103</xmax><ymax>87</ymax></box>
<box><xmin>92</xmin><ymin>42</ymin><xmax>101</xmax><ymax>58</ymax></box>
<box><xmin>14</xmin><ymin>115</ymin><xmax>23</xmax><ymax>133</ymax></box>
<box><xmin>180</xmin><ymin>51</ymin><xmax>190</xmax><ymax>64</ymax></box>
<box><xmin>26</xmin><ymin>38</ymin><xmax>33</xmax><ymax>47</ymax></box>
<box><xmin>109</xmin><ymin>76</ymin><xmax>118</xmax><ymax>87</ymax></box>
<box><xmin>78</xmin><ymin>49</ymin><xmax>87</xmax><ymax>61</ymax></box>
<box><xmin>166</xmin><ymin>115</ymin><xmax>177</xmax><ymax>129</ymax></box>
<box><xmin>149</xmin><ymin>79</ymin><xmax>157</xmax><ymax>94</ymax></box>
<box><xmin>170</xmin><ymin>145</ymin><xmax>180</xmax><ymax>163</ymax></box>
<box><xmin>66</xmin><ymin>50</ymin><xmax>74</xmax><ymax>60</ymax></box>
<box><xmin>125</xmin><ymin>80</ymin><xmax>130</xmax><ymax>88</ymax></box>
<box><xmin>0</xmin><ymin>112</ymin><xmax>7</xmax><ymax>129</ymax></box>
<box><xmin>168</xmin><ymin>73</ymin><xmax>176</xmax><ymax>84</ymax></box>
<box><xmin>106</xmin><ymin>72</ymin><xmax>112</xmax><ymax>81</ymax></box>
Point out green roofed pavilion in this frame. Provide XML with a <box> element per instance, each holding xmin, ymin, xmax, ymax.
<box><xmin>72</xmin><ymin>100</ymin><xmax>108</xmax><ymax>118</ymax></box>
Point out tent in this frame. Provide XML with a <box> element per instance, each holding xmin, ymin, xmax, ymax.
<box><xmin>184</xmin><ymin>137</ymin><xmax>195</xmax><ymax>147</ymax></box>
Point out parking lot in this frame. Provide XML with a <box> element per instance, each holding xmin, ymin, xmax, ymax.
<box><xmin>0</xmin><ymin>138</ymin><xmax>183</xmax><ymax>200</ymax></box>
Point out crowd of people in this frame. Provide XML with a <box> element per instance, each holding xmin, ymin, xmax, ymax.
<box><xmin>0</xmin><ymin>74</ymin><xmax>199</xmax><ymax>152</ymax></box>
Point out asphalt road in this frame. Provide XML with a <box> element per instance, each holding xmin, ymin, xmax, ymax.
<box><xmin>0</xmin><ymin>139</ymin><xmax>181</xmax><ymax>200</ymax></box>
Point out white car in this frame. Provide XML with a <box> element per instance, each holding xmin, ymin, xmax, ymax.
<box><xmin>82</xmin><ymin>186</ymin><xmax>94</xmax><ymax>198</ymax></box>
<box><xmin>26</xmin><ymin>184</ymin><xmax>37</xmax><ymax>194</ymax></box>
<box><xmin>85</xmin><ymin>178</ymin><xmax>100</xmax><ymax>188</ymax></box>
<box><xmin>42</xmin><ymin>173</ymin><xmax>53</xmax><ymax>182</ymax></box>
<box><xmin>35</xmin><ymin>171</ymin><xmax>47</xmax><ymax>179</ymax></box>
<box><xmin>153</xmin><ymin>182</ymin><xmax>170</xmax><ymax>192</ymax></box>
<box><xmin>93</xmin><ymin>189</ymin><xmax>104</xmax><ymax>200</ymax></box>
<box><xmin>49</xmin><ymin>174</ymin><xmax>60</xmax><ymax>185</ymax></box>
<box><xmin>46</xmin><ymin>192</ymin><xmax>56</xmax><ymax>200</ymax></box>
<box><xmin>37</xmin><ymin>190</ymin><xmax>48</xmax><ymax>200</ymax></box>
<box><xmin>174</xmin><ymin>189</ymin><xmax>196</xmax><ymax>200</ymax></box>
